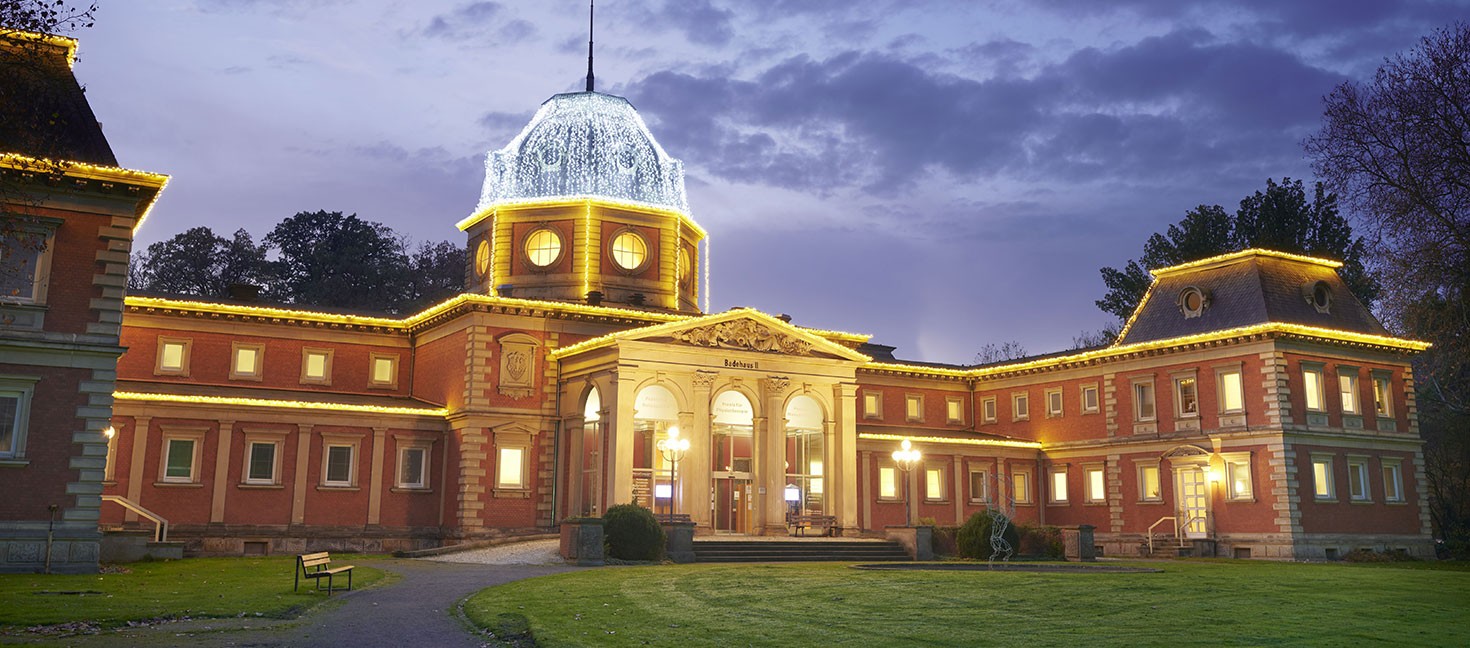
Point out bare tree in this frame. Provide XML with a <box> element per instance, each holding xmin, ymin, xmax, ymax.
<box><xmin>973</xmin><ymin>341</ymin><xmax>1028</xmax><ymax>365</ymax></box>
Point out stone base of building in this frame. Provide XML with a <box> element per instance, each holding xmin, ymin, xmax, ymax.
<box><xmin>165</xmin><ymin>524</ymin><xmax>450</xmax><ymax>557</ymax></box>
<box><xmin>1290</xmin><ymin>533</ymin><xmax>1435</xmax><ymax>561</ymax></box>
<box><xmin>1093</xmin><ymin>531</ymin><xmax>1434</xmax><ymax>561</ymax></box>
<box><xmin>0</xmin><ymin>521</ymin><xmax>101</xmax><ymax>574</ymax></box>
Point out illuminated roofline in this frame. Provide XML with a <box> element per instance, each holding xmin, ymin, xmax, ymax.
<box><xmin>1151</xmin><ymin>248</ymin><xmax>1343</xmax><ymax>278</ymax></box>
<box><xmin>457</xmin><ymin>196</ymin><xmax>706</xmax><ymax>238</ymax></box>
<box><xmin>858</xmin><ymin>432</ymin><xmax>1041</xmax><ymax>450</ymax></box>
<box><xmin>0</xmin><ymin>153</ymin><xmax>170</xmax><ymax>232</ymax></box>
<box><xmin>550</xmin><ymin>307</ymin><xmax>873</xmax><ymax>360</ymax></box>
<box><xmin>113</xmin><ymin>391</ymin><xmax>449</xmax><ymax>417</ymax></box>
<box><xmin>1</xmin><ymin>30</ymin><xmax>78</xmax><ymax>68</ymax></box>
<box><xmin>863</xmin><ymin>322</ymin><xmax>1429</xmax><ymax>379</ymax></box>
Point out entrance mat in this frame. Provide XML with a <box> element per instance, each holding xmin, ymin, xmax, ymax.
<box><xmin>851</xmin><ymin>563</ymin><xmax>1162</xmax><ymax>574</ymax></box>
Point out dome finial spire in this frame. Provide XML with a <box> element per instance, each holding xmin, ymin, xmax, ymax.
<box><xmin>585</xmin><ymin>0</ymin><xmax>595</xmax><ymax>92</ymax></box>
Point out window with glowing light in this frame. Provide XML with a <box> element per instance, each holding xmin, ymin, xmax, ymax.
<box><xmin>862</xmin><ymin>391</ymin><xmax>882</xmax><ymax>419</ymax></box>
<box><xmin>156</xmin><ymin>337</ymin><xmax>191</xmax><ymax>376</ymax></box>
<box><xmin>1137</xmin><ymin>464</ymin><xmax>1162</xmax><ymax>502</ymax></box>
<box><xmin>1311</xmin><ymin>455</ymin><xmax>1335</xmax><ymax>500</ymax></box>
<box><xmin>0</xmin><ymin>377</ymin><xmax>38</xmax><ymax>460</ymax></box>
<box><xmin>1338</xmin><ymin>369</ymin><xmax>1361</xmax><ymax>415</ymax></box>
<box><xmin>1224</xmin><ymin>454</ymin><xmax>1253</xmax><ymax>501</ymax></box>
<box><xmin>498</xmin><ymin>446</ymin><xmax>527</xmax><ymax>489</ymax></box>
<box><xmin>523</xmin><ymin>228</ymin><xmax>562</xmax><ymax>268</ymax></box>
<box><xmin>474</xmin><ymin>239</ymin><xmax>491</xmax><ymax>277</ymax></box>
<box><xmin>678</xmin><ymin>246</ymin><xmax>693</xmax><ymax>287</ymax></box>
<box><xmin>878</xmin><ymin>466</ymin><xmax>898</xmax><ymax>500</ymax></box>
<box><xmin>370</xmin><ymin>354</ymin><xmax>398</xmax><ymax>388</ymax></box>
<box><xmin>785</xmin><ymin>395</ymin><xmax>825</xmax><ymax>515</ymax></box>
<box><xmin>924</xmin><ymin>466</ymin><xmax>945</xmax><ymax>502</ymax></box>
<box><xmin>1382</xmin><ymin>460</ymin><xmax>1404</xmax><ymax>503</ymax></box>
<box><xmin>1048</xmin><ymin>466</ymin><xmax>1068</xmax><ymax>504</ymax></box>
<box><xmin>1217</xmin><ymin>368</ymin><xmax>1244</xmax><ymax>413</ymax></box>
<box><xmin>301</xmin><ymin>348</ymin><xmax>333</xmax><ymax>385</ymax></box>
<box><xmin>610</xmin><ymin>230</ymin><xmax>648</xmax><ymax>271</ymax></box>
<box><xmin>946</xmin><ymin>397</ymin><xmax>963</xmax><ymax>424</ymax></box>
<box><xmin>1372</xmin><ymin>373</ymin><xmax>1393</xmax><ymax>418</ymax></box>
<box><xmin>231</xmin><ymin>343</ymin><xmax>264</xmax><ymax>381</ymax></box>
<box><xmin>905</xmin><ymin>394</ymin><xmax>923</xmax><ymax>422</ymax></box>
<box><xmin>1347</xmin><ymin>457</ymin><xmax>1371</xmax><ymax>502</ymax></box>
<box><xmin>1084</xmin><ymin>465</ymin><xmax>1105</xmax><ymax>503</ymax></box>
<box><xmin>1173</xmin><ymin>375</ymin><xmax>1198</xmax><ymax>417</ymax></box>
<box><xmin>1011</xmin><ymin>468</ymin><xmax>1032</xmax><ymax>504</ymax></box>
<box><xmin>1302</xmin><ymin>365</ymin><xmax>1325</xmax><ymax>411</ymax></box>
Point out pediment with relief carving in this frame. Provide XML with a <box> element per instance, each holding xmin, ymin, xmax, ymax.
<box><xmin>670</xmin><ymin>318</ymin><xmax>813</xmax><ymax>355</ymax></box>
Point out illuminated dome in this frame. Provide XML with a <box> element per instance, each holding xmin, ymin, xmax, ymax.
<box><xmin>477</xmin><ymin>91</ymin><xmax>689</xmax><ymax>215</ymax></box>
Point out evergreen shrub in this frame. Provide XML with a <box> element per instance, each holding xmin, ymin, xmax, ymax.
<box><xmin>955</xmin><ymin>511</ymin><xmax>1020</xmax><ymax>559</ymax></box>
<box><xmin>602</xmin><ymin>503</ymin><xmax>665</xmax><ymax>561</ymax></box>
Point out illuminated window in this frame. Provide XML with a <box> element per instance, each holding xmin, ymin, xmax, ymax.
<box><xmin>924</xmin><ymin>466</ymin><xmax>945</xmax><ymax>501</ymax></box>
<box><xmin>1137</xmin><ymin>464</ymin><xmax>1162</xmax><ymax>501</ymax></box>
<box><xmin>1012</xmin><ymin>392</ymin><xmax>1029</xmax><ymax>421</ymax></box>
<box><xmin>1373</xmin><ymin>373</ymin><xmax>1393</xmax><ymax>417</ymax></box>
<box><xmin>301</xmin><ymin>348</ymin><xmax>333</xmax><ymax>385</ymax></box>
<box><xmin>156</xmin><ymin>337</ymin><xmax>192</xmax><ymax>376</ymax></box>
<box><xmin>862</xmin><ymin>391</ymin><xmax>882</xmax><ymax>419</ymax></box>
<box><xmin>1049</xmin><ymin>467</ymin><xmax>1068</xmax><ymax>503</ymax></box>
<box><xmin>879</xmin><ymin>466</ymin><xmax>898</xmax><ymax>499</ymax></box>
<box><xmin>524</xmin><ymin>228</ymin><xmax>562</xmax><ymax>268</ymax></box>
<box><xmin>1218</xmin><ymin>368</ymin><xmax>1244</xmax><ymax>413</ymax></box>
<box><xmin>370</xmin><ymin>354</ymin><xmax>398</xmax><ymax>388</ymax></box>
<box><xmin>1225</xmin><ymin>455</ymin><xmax>1253</xmax><ymax>501</ymax></box>
<box><xmin>1382</xmin><ymin>460</ymin><xmax>1404</xmax><ymax>503</ymax></box>
<box><xmin>946</xmin><ymin>397</ymin><xmax>963</xmax><ymax>424</ymax></box>
<box><xmin>398</xmin><ymin>446</ymin><xmax>429</xmax><ymax>489</ymax></box>
<box><xmin>678</xmin><ymin>246</ymin><xmax>693</xmax><ymax>287</ymax></box>
<box><xmin>474</xmin><ymin>239</ymin><xmax>491</xmax><ymax>277</ymax></box>
<box><xmin>231</xmin><ymin>342</ymin><xmax>264</xmax><ymax>381</ymax></box>
<box><xmin>610</xmin><ymin>230</ymin><xmax>648</xmax><ymax>271</ymax></box>
<box><xmin>1303</xmin><ymin>366</ymin><xmax>1325</xmax><ymax>411</ymax></box>
<box><xmin>245</xmin><ymin>441</ymin><xmax>278</xmax><ymax>485</ymax></box>
<box><xmin>0</xmin><ymin>222</ymin><xmax>55</xmax><ymax>304</ymax></box>
<box><xmin>497</xmin><ymin>446</ymin><xmax>526</xmax><ymax>489</ymax></box>
<box><xmin>1339</xmin><ymin>369</ymin><xmax>1360</xmax><ymax>415</ymax></box>
<box><xmin>1174</xmin><ymin>375</ymin><xmax>1198</xmax><ymax>417</ymax></box>
<box><xmin>1312</xmin><ymin>455</ymin><xmax>1335</xmax><ymax>500</ymax></box>
<box><xmin>1348</xmin><ymin>458</ymin><xmax>1370</xmax><ymax>502</ymax></box>
<box><xmin>1045</xmin><ymin>388</ymin><xmax>1063</xmax><ymax>418</ymax></box>
<box><xmin>1084</xmin><ymin>466</ymin><xmax>1105</xmax><ymax>503</ymax></box>
<box><xmin>905</xmin><ymin>394</ymin><xmax>923</xmax><ymax>422</ymax></box>
<box><xmin>0</xmin><ymin>378</ymin><xmax>38</xmax><ymax>460</ymax></box>
<box><xmin>1133</xmin><ymin>380</ymin><xmax>1156</xmax><ymax>421</ymax></box>
<box><xmin>969</xmin><ymin>470</ymin><xmax>988</xmax><ymax>503</ymax></box>
<box><xmin>324</xmin><ymin>444</ymin><xmax>355</xmax><ymax>487</ymax></box>
<box><xmin>1010</xmin><ymin>468</ymin><xmax>1032</xmax><ymax>504</ymax></box>
<box><xmin>1081</xmin><ymin>384</ymin><xmax>1099</xmax><ymax>413</ymax></box>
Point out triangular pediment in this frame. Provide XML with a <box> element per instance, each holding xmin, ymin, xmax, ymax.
<box><xmin>560</xmin><ymin>308</ymin><xmax>871</xmax><ymax>362</ymax></box>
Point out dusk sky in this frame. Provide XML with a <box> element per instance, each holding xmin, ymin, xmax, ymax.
<box><xmin>77</xmin><ymin>1</ymin><xmax>1466</xmax><ymax>363</ymax></box>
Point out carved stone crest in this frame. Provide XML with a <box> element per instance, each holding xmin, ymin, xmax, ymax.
<box><xmin>506</xmin><ymin>351</ymin><xmax>528</xmax><ymax>382</ymax></box>
<box><xmin>670</xmin><ymin>319</ymin><xmax>812</xmax><ymax>355</ymax></box>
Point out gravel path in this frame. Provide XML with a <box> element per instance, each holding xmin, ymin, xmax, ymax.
<box><xmin>422</xmin><ymin>538</ymin><xmax>565</xmax><ymax>566</ymax></box>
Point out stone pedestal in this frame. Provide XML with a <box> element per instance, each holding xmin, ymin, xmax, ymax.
<box><xmin>559</xmin><ymin>518</ymin><xmax>605</xmax><ymax>566</ymax></box>
<box><xmin>662</xmin><ymin>521</ymin><xmax>696</xmax><ymax>563</ymax></box>
<box><xmin>885</xmin><ymin>525</ymin><xmax>934</xmax><ymax>561</ymax></box>
<box><xmin>1063</xmin><ymin>524</ymin><xmax>1096</xmax><ymax>562</ymax></box>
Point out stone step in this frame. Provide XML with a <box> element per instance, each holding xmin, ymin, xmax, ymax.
<box><xmin>692</xmin><ymin>539</ymin><xmax>910</xmax><ymax>563</ymax></box>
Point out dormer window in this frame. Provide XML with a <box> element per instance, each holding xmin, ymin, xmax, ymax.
<box><xmin>1178</xmin><ymin>286</ymin><xmax>1208</xmax><ymax>318</ymax></box>
<box><xmin>1309</xmin><ymin>281</ymin><xmax>1333</xmax><ymax>314</ymax></box>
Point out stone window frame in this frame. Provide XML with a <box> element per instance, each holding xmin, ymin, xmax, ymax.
<box><xmin>904</xmin><ymin>393</ymin><xmax>924</xmax><ymax>423</ymax></box>
<box><xmin>1371</xmin><ymin>370</ymin><xmax>1394</xmax><ymax>419</ymax></box>
<box><xmin>1011</xmin><ymin>391</ymin><xmax>1030</xmax><ymax>422</ymax></box>
<box><xmin>877</xmin><ymin>462</ymin><xmax>901</xmax><ymax>501</ymax></box>
<box><xmin>155</xmin><ymin>336</ymin><xmax>193</xmax><ymax>377</ymax></box>
<box><xmin>1010</xmin><ymin>467</ymin><xmax>1033</xmax><ymax>505</ymax></box>
<box><xmin>394</xmin><ymin>439</ymin><xmax>434</xmax><ymax>491</ymax></box>
<box><xmin>0</xmin><ymin>215</ymin><xmax>59</xmax><ymax>305</ymax></box>
<box><xmin>923</xmin><ymin>462</ymin><xmax>947</xmax><ymax>503</ymax></box>
<box><xmin>862</xmin><ymin>390</ymin><xmax>883</xmax><ymax>420</ymax></box>
<box><xmin>1047</xmin><ymin>464</ymin><xmax>1069</xmax><ymax>505</ymax></box>
<box><xmin>300</xmin><ymin>347</ymin><xmax>334</xmax><ymax>386</ymax></box>
<box><xmin>230</xmin><ymin>341</ymin><xmax>266</xmax><ymax>382</ymax></box>
<box><xmin>158</xmin><ymin>426</ymin><xmax>208</xmax><ymax>486</ymax></box>
<box><xmin>1381</xmin><ymin>458</ymin><xmax>1405</xmax><ymax>503</ymax></box>
<box><xmin>1222</xmin><ymin>451</ymin><xmax>1254</xmax><ymax>502</ymax></box>
<box><xmin>981</xmin><ymin>396</ymin><xmax>997</xmax><ymax>424</ymax></box>
<box><xmin>493</xmin><ymin>427</ymin><xmax>534</xmax><ymax>497</ymax></box>
<box><xmin>1337</xmin><ymin>365</ymin><xmax>1362</xmax><ymax>415</ymax></box>
<box><xmin>319</xmin><ymin>432</ymin><xmax>364</xmax><ymax>489</ymax></box>
<box><xmin>1346</xmin><ymin>454</ymin><xmax>1372</xmax><ymax>503</ymax></box>
<box><xmin>521</xmin><ymin>225</ymin><xmax>565</xmax><ymax>271</ymax></box>
<box><xmin>0</xmin><ymin>375</ymin><xmax>39</xmax><ymax>464</ymax></box>
<box><xmin>1131</xmin><ymin>377</ymin><xmax>1157</xmax><ymax>422</ymax></box>
<box><xmin>1135</xmin><ymin>460</ymin><xmax>1163</xmax><ymax>503</ymax></box>
<box><xmin>1214</xmin><ymin>363</ymin><xmax>1246</xmax><ymax>414</ymax></box>
<box><xmin>1310</xmin><ymin>453</ymin><xmax>1336</xmax><ymax>501</ymax></box>
<box><xmin>1082</xmin><ymin>462</ymin><xmax>1106</xmax><ymax>504</ymax></box>
<box><xmin>1301</xmin><ymin>362</ymin><xmax>1327</xmax><ymax>412</ymax></box>
<box><xmin>1080</xmin><ymin>383</ymin><xmax>1100</xmax><ymax>414</ymax></box>
<box><xmin>945</xmin><ymin>396</ymin><xmax>964</xmax><ymax>425</ymax></box>
<box><xmin>1171</xmin><ymin>369</ymin><xmax>1200</xmax><ymax>419</ymax></box>
<box><xmin>1044</xmin><ymin>387</ymin><xmax>1063</xmax><ymax>418</ymax></box>
<box><xmin>967</xmin><ymin>467</ymin><xmax>990</xmax><ymax>504</ymax></box>
<box><xmin>369</xmin><ymin>353</ymin><xmax>400</xmax><ymax>389</ymax></box>
<box><xmin>240</xmin><ymin>428</ymin><xmax>289</xmax><ymax>487</ymax></box>
<box><xmin>607</xmin><ymin>227</ymin><xmax>651</xmax><ymax>274</ymax></box>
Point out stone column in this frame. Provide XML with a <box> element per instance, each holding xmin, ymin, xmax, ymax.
<box><xmin>563</xmin><ymin>414</ymin><xmax>586</xmax><ymax>517</ymax></box>
<box><xmin>760</xmin><ymin>376</ymin><xmax>791</xmax><ymax>535</ymax></box>
<box><xmin>124</xmin><ymin>416</ymin><xmax>152</xmax><ymax>524</ymax></box>
<box><xmin>367</xmin><ymin>426</ymin><xmax>388</xmax><ymax>526</ymax></box>
<box><xmin>451</xmin><ymin>421</ymin><xmax>489</xmax><ymax>533</ymax></box>
<box><xmin>209</xmin><ymin>419</ymin><xmax>235</xmax><ymax>524</ymax></box>
<box><xmin>608</xmin><ymin>372</ymin><xmax>638</xmax><ymax>505</ymax></box>
<box><xmin>687</xmin><ymin>371</ymin><xmax>717</xmax><ymax>529</ymax></box>
<box><xmin>834</xmin><ymin>383</ymin><xmax>860</xmax><ymax>535</ymax></box>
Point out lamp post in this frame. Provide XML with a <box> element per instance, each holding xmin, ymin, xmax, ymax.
<box><xmin>656</xmin><ymin>426</ymin><xmax>691</xmax><ymax>519</ymax></box>
<box><xmin>891</xmin><ymin>439</ymin><xmax>922</xmax><ymax>526</ymax></box>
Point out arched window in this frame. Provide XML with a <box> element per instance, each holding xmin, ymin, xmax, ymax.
<box><xmin>711</xmin><ymin>390</ymin><xmax>755</xmax><ymax>533</ymax></box>
<box><xmin>633</xmin><ymin>385</ymin><xmax>679</xmax><ymax>509</ymax></box>
<box><xmin>784</xmin><ymin>395</ymin><xmax>825</xmax><ymax>516</ymax></box>
<box><xmin>579</xmin><ymin>387</ymin><xmax>602</xmax><ymax>515</ymax></box>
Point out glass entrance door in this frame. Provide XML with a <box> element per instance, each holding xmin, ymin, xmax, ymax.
<box><xmin>711</xmin><ymin>391</ymin><xmax>755</xmax><ymax>534</ymax></box>
<box><xmin>713</xmin><ymin>477</ymin><xmax>752</xmax><ymax>533</ymax></box>
<box><xmin>1176</xmin><ymin>467</ymin><xmax>1208</xmax><ymax>538</ymax></box>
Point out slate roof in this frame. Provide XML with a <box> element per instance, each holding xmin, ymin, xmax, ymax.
<box><xmin>0</xmin><ymin>33</ymin><xmax>118</xmax><ymax>166</ymax></box>
<box><xmin>1117</xmin><ymin>251</ymin><xmax>1388</xmax><ymax>346</ymax></box>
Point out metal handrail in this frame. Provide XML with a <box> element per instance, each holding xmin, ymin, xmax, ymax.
<box><xmin>1147</xmin><ymin>516</ymin><xmax>1177</xmax><ymax>554</ymax></box>
<box><xmin>101</xmin><ymin>495</ymin><xmax>169</xmax><ymax>543</ymax></box>
<box><xmin>1178</xmin><ymin>515</ymin><xmax>1206</xmax><ymax>541</ymax></box>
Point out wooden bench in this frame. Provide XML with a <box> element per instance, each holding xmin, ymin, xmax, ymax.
<box><xmin>295</xmin><ymin>551</ymin><xmax>354</xmax><ymax>595</ymax></box>
<box><xmin>787</xmin><ymin>514</ymin><xmax>838</xmax><ymax>537</ymax></box>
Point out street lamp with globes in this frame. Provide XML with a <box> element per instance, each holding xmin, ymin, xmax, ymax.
<box><xmin>656</xmin><ymin>426</ymin><xmax>691</xmax><ymax>519</ymax></box>
<box><xmin>891</xmin><ymin>439</ymin><xmax>922</xmax><ymax>526</ymax></box>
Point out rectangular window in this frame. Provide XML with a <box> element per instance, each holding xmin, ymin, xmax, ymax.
<box><xmin>1373</xmin><ymin>374</ymin><xmax>1393</xmax><ymax>417</ymax></box>
<box><xmin>925</xmin><ymin>466</ymin><xmax>944</xmax><ymax>501</ymax></box>
<box><xmin>946</xmin><ymin>398</ymin><xmax>963</xmax><ymax>424</ymax></box>
<box><xmin>1011</xmin><ymin>469</ymin><xmax>1032</xmax><ymax>504</ymax></box>
<box><xmin>879</xmin><ymin>466</ymin><xmax>898</xmax><ymax>499</ymax></box>
<box><xmin>1174</xmin><ymin>376</ymin><xmax>1198</xmax><ymax>417</ymax></box>
<box><xmin>156</xmin><ymin>337</ymin><xmax>192</xmax><ymax>376</ymax></box>
<box><xmin>1226</xmin><ymin>457</ymin><xmax>1253</xmax><ymax>501</ymax></box>
<box><xmin>1312</xmin><ymin>456</ymin><xmax>1335</xmax><ymax>500</ymax></box>
<box><xmin>231</xmin><ymin>343</ymin><xmax>264</xmax><ymax>381</ymax></box>
<box><xmin>905</xmin><ymin>394</ymin><xmax>923</xmax><ymax>422</ymax></box>
<box><xmin>1303</xmin><ymin>366</ymin><xmax>1325</xmax><ymax>411</ymax></box>
<box><xmin>1218</xmin><ymin>369</ymin><xmax>1244</xmax><ymax>413</ymax></box>
<box><xmin>981</xmin><ymin>397</ymin><xmax>997</xmax><ymax>423</ymax></box>
<box><xmin>324</xmin><ymin>445</ymin><xmax>354</xmax><ymax>486</ymax></box>
<box><xmin>863</xmin><ymin>391</ymin><xmax>882</xmax><ymax>419</ymax></box>
<box><xmin>1084</xmin><ymin>466</ymin><xmax>1105</xmax><ymax>503</ymax></box>
<box><xmin>0</xmin><ymin>224</ymin><xmax>54</xmax><ymax>304</ymax></box>
<box><xmin>370</xmin><ymin>354</ymin><xmax>399</xmax><ymax>388</ymax></box>
<box><xmin>0</xmin><ymin>393</ymin><xmax>20</xmax><ymax>458</ymax></box>
<box><xmin>1138</xmin><ymin>464</ymin><xmax>1162</xmax><ymax>501</ymax></box>
<box><xmin>1348</xmin><ymin>459</ymin><xmax>1370</xmax><ymax>502</ymax></box>
<box><xmin>164</xmin><ymin>438</ymin><xmax>196</xmax><ymax>482</ymax></box>
<box><xmin>398</xmin><ymin>446</ymin><xmax>428</xmax><ymax>489</ymax></box>
<box><xmin>1133</xmin><ymin>381</ymin><xmax>1156</xmax><ymax>421</ymax></box>
<box><xmin>301</xmin><ymin>348</ymin><xmax>333</xmax><ymax>385</ymax></box>
<box><xmin>245</xmin><ymin>441</ymin><xmax>277</xmax><ymax>484</ymax></box>
<box><xmin>1049</xmin><ymin>467</ymin><xmax>1068</xmax><ymax>503</ymax></box>
<box><xmin>1339</xmin><ymin>371</ymin><xmax>1360</xmax><ymax>415</ymax></box>
<box><xmin>1081</xmin><ymin>384</ymin><xmax>1099</xmax><ymax>413</ymax></box>
<box><xmin>1045</xmin><ymin>388</ymin><xmax>1063</xmax><ymax>418</ymax></box>
<box><xmin>497</xmin><ymin>446</ymin><xmax>525</xmax><ymax>489</ymax></box>
<box><xmin>969</xmin><ymin>470</ymin><xmax>988</xmax><ymax>503</ymax></box>
<box><xmin>1382</xmin><ymin>460</ymin><xmax>1404</xmax><ymax>503</ymax></box>
<box><xmin>1012</xmin><ymin>393</ymin><xmax>1029</xmax><ymax>421</ymax></box>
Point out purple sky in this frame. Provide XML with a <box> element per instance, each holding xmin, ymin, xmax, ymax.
<box><xmin>76</xmin><ymin>1</ymin><xmax>1465</xmax><ymax>363</ymax></box>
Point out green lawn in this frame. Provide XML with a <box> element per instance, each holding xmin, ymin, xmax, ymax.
<box><xmin>463</xmin><ymin>560</ymin><xmax>1470</xmax><ymax>646</ymax></box>
<box><xmin>0</xmin><ymin>556</ymin><xmax>386</xmax><ymax>631</ymax></box>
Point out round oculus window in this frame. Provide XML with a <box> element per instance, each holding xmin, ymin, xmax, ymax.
<box><xmin>1178</xmin><ymin>286</ymin><xmax>1207</xmax><ymax>318</ymax></box>
<box><xmin>524</xmin><ymin>228</ymin><xmax>562</xmax><ymax>268</ymax></box>
<box><xmin>474</xmin><ymin>240</ymin><xmax>491</xmax><ymax>277</ymax></box>
<box><xmin>1311</xmin><ymin>281</ymin><xmax>1332</xmax><ymax>311</ymax></box>
<box><xmin>677</xmin><ymin>246</ymin><xmax>693</xmax><ymax>286</ymax></box>
<box><xmin>610</xmin><ymin>231</ymin><xmax>648</xmax><ymax>271</ymax></box>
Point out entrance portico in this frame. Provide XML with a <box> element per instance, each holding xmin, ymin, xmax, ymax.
<box><xmin>555</xmin><ymin>310</ymin><xmax>869</xmax><ymax>535</ymax></box>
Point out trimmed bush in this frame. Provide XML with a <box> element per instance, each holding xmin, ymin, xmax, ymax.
<box><xmin>603</xmin><ymin>503</ymin><xmax>665</xmax><ymax>561</ymax></box>
<box><xmin>1016</xmin><ymin>524</ymin><xmax>1066</xmax><ymax>559</ymax></box>
<box><xmin>955</xmin><ymin>510</ymin><xmax>1021</xmax><ymax>559</ymax></box>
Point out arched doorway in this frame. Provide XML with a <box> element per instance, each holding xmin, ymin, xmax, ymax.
<box><xmin>634</xmin><ymin>385</ymin><xmax>679</xmax><ymax>511</ymax></box>
<box><xmin>711</xmin><ymin>391</ymin><xmax>755</xmax><ymax>533</ymax></box>
<box><xmin>579</xmin><ymin>387</ymin><xmax>602</xmax><ymax>516</ymax></box>
<box><xmin>783</xmin><ymin>395</ymin><xmax>825</xmax><ymax>519</ymax></box>
<box><xmin>1164</xmin><ymin>445</ymin><xmax>1211</xmax><ymax>538</ymax></box>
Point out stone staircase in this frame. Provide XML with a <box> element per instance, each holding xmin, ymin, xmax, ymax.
<box><xmin>692</xmin><ymin>539</ymin><xmax>910</xmax><ymax>563</ymax></box>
